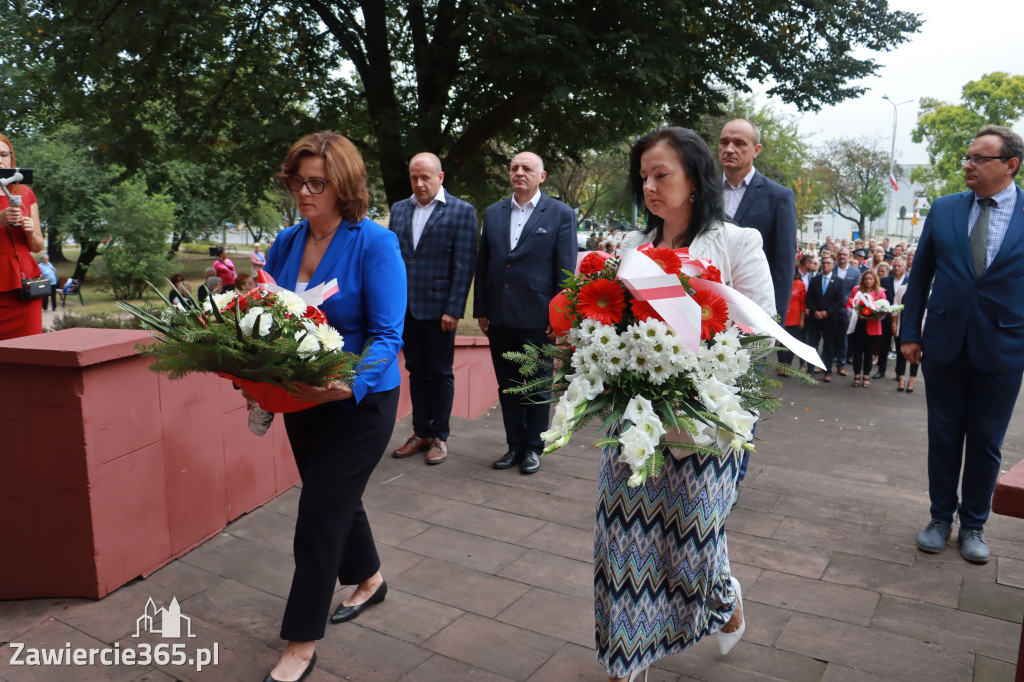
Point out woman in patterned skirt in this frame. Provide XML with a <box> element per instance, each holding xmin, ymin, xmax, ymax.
<box><xmin>595</xmin><ymin>127</ymin><xmax>776</xmax><ymax>681</ymax></box>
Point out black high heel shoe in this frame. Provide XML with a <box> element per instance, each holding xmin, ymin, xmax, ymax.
<box><xmin>330</xmin><ymin>580</ymin><xmax>387</xmax><ymax>623</ymax></box>
<box><xmin>263</xmin><ymin>651</ymin><xmax>316</xmax><ymax>682</ymax></box>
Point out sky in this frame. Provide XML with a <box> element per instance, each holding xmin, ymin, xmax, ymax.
<box><xmin>753</xmin><ymin>0</ymin><xmax>1023</xmax><ymax>166</ymax></box>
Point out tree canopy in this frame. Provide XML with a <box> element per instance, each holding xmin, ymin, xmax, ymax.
<box><xmin>813</xmin><ymin>137</ymin><xmax>894</xmax><ymax>236</ymax></box>
<box><xmin>6</xmin><ymin>0</ymin><xmax>922</xmax><ymax>213</ymax></box>
<box><xmin>911</xmin><ymin>72</ymin><xmax>1024</xmax><ymax>199</ymax></box>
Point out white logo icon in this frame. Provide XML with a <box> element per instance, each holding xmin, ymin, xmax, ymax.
<box><xmin>134</xmin><ymin>597</ymin><xmax>197</xmax><ymax>639</ymax></box>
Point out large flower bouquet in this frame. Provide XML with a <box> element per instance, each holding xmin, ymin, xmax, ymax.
<box><xmin>119</xmin><ymin>279</ymin><xmax>370</xmax><ymax>413</ymax></box>
<box><xmin>506</xmin><ymin>246</ymin><xmax>818</xmax><ymax>487</ymax></box>
<box><xmin>851</xmin><ymin>292</ymin><xmax>903</xmax><ymax>321</ymax></box>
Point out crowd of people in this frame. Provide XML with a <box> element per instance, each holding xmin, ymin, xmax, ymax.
<box><xmin>781</xmin><ymin>234</ymin><xmax>914</xmax><ymax>389</ymax></box>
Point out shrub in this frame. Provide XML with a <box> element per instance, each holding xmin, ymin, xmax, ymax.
<box><xmin>50</xmin><ymin>312</ymin><xmax>143</xmax><ymax>331</ymax></box>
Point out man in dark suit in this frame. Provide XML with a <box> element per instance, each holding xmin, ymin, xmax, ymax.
<box><xmin>720</xmin><ymin>118</ymin><xmax>799</xmax><ymax>493</ymax></box>
<box><xmin>903</xmin><ymin>125</ymin><xmax>1024</xmax><ymax>563</ymax></box>
<box><xmin>719</xmin><ymin>119</ymin><xmax>799</xmax><ymax>323</ymax></box>
<box><xmin>475</xmin><ymin>151</ymin><xmax>577</xmax><ymax>474</ymax></box>
<box><xmin>390</xmin><ymin>153</ymin><xmax>478</xmax><ymax>465</ymax></box>
<box><xmin>876</xmin><ymin>256</ymin><xmax>908</xmax><ymax>379</ymax></box>
<box><xmin>832</xmin><ymin>247</ymin><xmax>861</xmax><ymax>376</ymax></box>
<box><xmin>805</xmin><ymin>254</ymin><xmax>843</xmax><ymax>382</ymax></box>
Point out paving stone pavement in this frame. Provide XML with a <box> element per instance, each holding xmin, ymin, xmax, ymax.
<box><xmin>2</xmin><ymin>372</ymin><xmax>1023</xmax><ymax>681</ymax></box>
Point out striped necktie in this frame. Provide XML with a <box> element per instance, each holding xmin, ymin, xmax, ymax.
<box><xmin>969</xmin><ymin>197</ymin><xmax>996</xmax><ymax>277</ymax></box>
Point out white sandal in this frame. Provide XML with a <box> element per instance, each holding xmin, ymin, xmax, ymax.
<box><xmin>627</xmin><ymin>666</ymin><xmax>649</xmax><ymax>682</ymax></box>
<box><xmin>718</xmin><ymin>577</ymin><xmax>746</xmax><ymax>655</ymax></box>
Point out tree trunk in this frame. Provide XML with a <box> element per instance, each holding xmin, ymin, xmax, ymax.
<box><xmin>72</xmin><ymin>241</ymin><xmax>101</xmax><ymax>282</ymax></box>
<box><xmin>47</xmin><ymin>227</ymin><xmax>67</xmax><ymax>262</ymax></box>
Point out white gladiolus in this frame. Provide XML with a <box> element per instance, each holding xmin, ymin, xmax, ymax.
<box><xmin>697</xmin><ymin>375</ymin><xmax>740</xmax><ymax>412</ymax></box>
<box><xmin>624</xmin><ymin>395</ymin><xmax>656</xmax><ymax>423</ymax></box>
<box><xmin>627</xmin><ymin>471</ymin><xmax>645</xmax><ymax>487</ymax></box>
<box><xmin>638</xmin><ymin>415</ymin><xmax>667</xmax><ymax>442</ymax></box>
<box><xmin>618</xmin><ymin>424</ymin><xmax>657</xmax><ymax>470</ymax></box>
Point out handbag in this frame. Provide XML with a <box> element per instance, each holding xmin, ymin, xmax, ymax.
<box><xmin>6</xmin><ymin>226</ymin><xmax>51</xmax><ymax>300</ymax></box>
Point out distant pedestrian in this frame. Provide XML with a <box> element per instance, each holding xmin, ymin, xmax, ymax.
<box><xmin>37</xmin><ymin>254</ymin><xmax>58</xmax><ymax>311</ymax></box>
<box><xmin>213</xmin><ymin>247</ymin><xmax>237</xmax><ymax>292</ymax></box>
<box><xmin>250</xmin><ymin>243</ymin><xmax>266</xmax><ymax>277</ymax></box>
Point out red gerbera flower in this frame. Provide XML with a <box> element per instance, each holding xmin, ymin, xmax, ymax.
<box><xmin>701</xmin><ymin>265</ymin><xmax>723</xmax><ymax>283</ymax></box>
<box><xmin>303</xmin><ymin>306</ymin><xmax>327</xmax><ymax>326</ymax></box>
<box><xmin>577</xmin><ymin>279</ymin><xmax>626</xmax><ymax>325</ymax></box>
<box><xmin>645</xmin><ymin>247</ymin><xmax>682</xmax><ymax>274</ymax></box>
<box><xmin>692</xmin><ymin>289</ymin><xmax>728</xmax><ymax>340</ymax></box>
<box><xmin>579</xmin><ymin>250</ymin><xmax>611</xmax><ymax>275</ymax></box>
<box><xmin>630</xmin><ymin>298</ymin><xmax>663</xmax><ymax>322</ymax></box>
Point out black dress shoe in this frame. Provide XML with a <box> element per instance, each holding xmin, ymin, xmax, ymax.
<box><xmin>872</xmin><ymin>371</ymin><xmax>885</xmax><ymax>379</ymax></box>
<box><xmin>330</xmin><ymin>581</ymin><xmax>387</xmax><ymax>624</ymax></box>
<box><xmin>520</xmin><ymin>450</ymin><xmax>541</xmax><ymax>474</ymax></box>
<box><xmin>264</xmin><ymin>651</ymin><xmax>317</xmax><ymax>682</ymax></box>
<box><xmin>493</xmin><ymin>450</ymin><xmax>523</xmax><ymax>469</ymax></box>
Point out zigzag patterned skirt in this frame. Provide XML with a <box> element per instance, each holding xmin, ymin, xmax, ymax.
<box><xmin>594</xmin><ymin>445</ymin><xmax>740</xmax><ymax>678</ymax></box>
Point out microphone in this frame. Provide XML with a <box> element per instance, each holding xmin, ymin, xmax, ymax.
<box><xmin>0</xmin><ymin>172</ymin><xmax>23</xmax><ymax>188</ymax></box>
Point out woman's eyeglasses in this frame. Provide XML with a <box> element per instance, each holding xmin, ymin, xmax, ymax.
<box><xmin>284</xmin><ymin>176</ymin><xmax>328</xmax><ymax>194</ymax></box>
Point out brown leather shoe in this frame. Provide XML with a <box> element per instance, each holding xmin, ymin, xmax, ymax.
<box><xmin>425</xmin><ymin>438</ymin><xmax>448</xmax><ymax>465</ymax></box>
<box><xmin>393</xmin><ymin>435</ymin><xmax>431</xmax><ymax>458</ymax></box>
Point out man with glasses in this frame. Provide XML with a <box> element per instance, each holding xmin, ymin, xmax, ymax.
<box><xmin>902</xmin><ymin>125</ymin><xmax>1024</xmax><ymax>564</ymax></box>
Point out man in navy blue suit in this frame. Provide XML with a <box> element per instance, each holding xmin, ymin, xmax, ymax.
<box><xmin>390</xmin><ymin>153</ymin><xmax>478</xmax><ymax>465</ymax></box>
<box><xmin>720</xmin><ymin>118</ymin><xmax>799</xmax><ymax>494</ymax></box>
<box><xmin>475</xmin><ymin>151</ymin><xmax>577</xmax><ymax>474</ymax></box>
<box><xmin>903</xmin><ymin>125</ymin><xmax>1024</xmax><ymax>563</ymax></box>
<box><xmin>804</xmin><ymin>254</ymin><xmax>843</xmax><ymax>383</ymax></box>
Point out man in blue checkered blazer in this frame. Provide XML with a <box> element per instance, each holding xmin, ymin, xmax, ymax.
<box><xmin>389</xmin><ymin>153</ymin><xmax>479</xmax><ymax>465</ymax></box>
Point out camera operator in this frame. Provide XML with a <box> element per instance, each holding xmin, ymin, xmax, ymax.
<box><xmin>0</xmin><ymin>133</ymin><xmax>44</xmax><ymax>341</ymax></box>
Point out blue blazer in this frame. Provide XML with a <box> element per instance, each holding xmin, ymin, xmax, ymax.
<box><xmin>265</xmin><ymin>218</ymin><xmax>407</xmax><ymax>404</ymax></box>
<box><xmin>389</xmin><ymin>190</ymin><xmax>478</xmax><ymax>320</ymax></box>
<box><xmin>732</xmin><ymin>170</ymin><xmax>799</xmax><ymax>321</ymax></box>
<box><xmin>473</xmin><ymin>193</ymin><xmax>577</xmax><ymax>328</ymax></box>
<box><xmin>902</xmin><ymin>186</ymin><xmax>1024</xmax><ymax>369</ymax></box>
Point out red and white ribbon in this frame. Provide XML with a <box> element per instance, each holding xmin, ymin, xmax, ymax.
<box><xmin>256</xmin><ymin>269</ymin><xmax>339</xmax><ymax>307</ymax></box>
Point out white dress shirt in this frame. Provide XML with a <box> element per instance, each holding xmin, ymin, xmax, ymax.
<box><xmin>510</xmin><ymin>190</ymin><xmax>542</xmax><ymax>250</ymax></box>
<box><xmin>410</xmin><ymin>187</ymin><xmax>447</xmax><ymax>250</ymax></box>
<box><xmin>722</xmin><ymin>167</ymin><xmax>757</xmax><ymax>221</ymax></box>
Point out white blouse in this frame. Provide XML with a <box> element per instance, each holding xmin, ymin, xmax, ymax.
<box><xmin>621</xmin><ymin>221</ymin><xmax>776</xmax><ymax>317</ymax></box>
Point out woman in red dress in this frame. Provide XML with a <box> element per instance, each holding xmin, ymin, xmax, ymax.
<box><xmin>0</xmin><ymin>134</ymin><xmax>44</xmax><ymax>341</ymax></box>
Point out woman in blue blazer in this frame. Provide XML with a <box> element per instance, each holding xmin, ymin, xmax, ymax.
<box><xmin>260</xmin><ymin>132</ymin><xmax>406</xmax><ymax>682</ymax></box>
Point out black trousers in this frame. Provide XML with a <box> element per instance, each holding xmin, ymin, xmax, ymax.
<box><xmin>805</xmin><ymin>315</ymin><xmax>837</xmax><ymax>373</ymax></box>
<box><xmin>403</xmin><ymin>314</ymin><xmax>456</xmax><ymax>440</ymax></box>
<box><xmin>776</xmin><ymin>324</ymin><xmax>803</xmax><ymax>366</ymax></box>
<box><xmin>41</xmin><ymin>283</ymin><xmax>57</xmax><ymax>311</ymax></box>
<box><xmin>279</xmin><ymin>387</ymin><xmax>399</xmax><ymax>641</ymax></box>
<box><xmin>849</xmin><ymin>319</ymin><xmax>879</xmax><ymax>376</ymax></box>
<box><xmin>487</xmin><ymin>325</ymin><xmax>552</xmax><ymax>453</ymax></box>
<box><xmin>875</xmin><ymin>315</ymin><xmax>893</xmax><ymax>372</ymax></box>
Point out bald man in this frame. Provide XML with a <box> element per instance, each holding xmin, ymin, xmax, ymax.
<box><xmin>475</xmin><ymin>151</ymin><xmax>577</xmax><ymax>474</ymax></box>
<box><xmin>390</xmin><ymin>152</ymin><xmax>479</xmax><ymax>465</ymax></box>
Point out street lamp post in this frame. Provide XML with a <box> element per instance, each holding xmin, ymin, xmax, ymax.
<box><xmin>882</xmin><ymin>95</ymin><xmax>913</xmax><ymax>239</ymax></box>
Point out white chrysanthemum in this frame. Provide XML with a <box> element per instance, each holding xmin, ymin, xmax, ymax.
<box><xmin>590</xmin><ymin>324</ymin><xmax>619</xmax><ymax>352</ymax></box>
<box><xmin>313</xmin><ymin>324</ymin><xmax>344</xmax><ymax>352</ymax></box>
<box><xmin>623</xmin><ymin>395</ymin><xmax>656</xmax><ymax>423</ymax></box>
<box><xmin>669</xmin><ymin>340</ymin><xmax>699</xmax><ymax>372</ymax></box>
<box><xmin>601</xmin><ymin>345</ymin><xmax>629</xmax><ymax>376</ymax></box>
<box><xmin>574</xmin><ymin>344</ymin><xmax>605</xmax><ymax>375</ymax></box>
<box><xmin>626</xmin><ymin>347</ymin><xmax>654</xmax><ymax>374</ymax></box>
<box><xmin>636</xmin><ymin>318</ymin><xmax>671</xmax><ymax>347</ymax></box>
<box><xmin>276</xmin><ymin>290</ymin><xmax>308</xmax><ymax>316</ymax></box>
<box><xmin>212</xmin><ymin>292</ymin><xmax>235</xmax><ymax>311</ymax></box>
<box><xmin>565</xmin><ymin>327</ymin><xmax>585</xmax><ymax>348</ymax></box>
<box><xmin>239</xmin><ymin>307</ymin><xmax>266</xmax><ymax>337</ymax></box>
<box><xmin>646</xmin><ymin>360</ymin><xmax>675</xmax><ymax>385</ymax></box>
<box><xmin>618</xmin><ymin>424</ymin><xmax>656</xmax><ymax>470</ymax></box>
<box><xmin>577</xmin><ymin>318</ymin><xmax>601</xmax><ymax>339</ymax></box>
<box><xmin>293</xmin><ymin>329</ymin><xmax>321</xmax><ymax>358</ymax></box>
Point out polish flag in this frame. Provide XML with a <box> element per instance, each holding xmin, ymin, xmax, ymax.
<box><xmin>889</xmin><ymin>174</ymin><xmax>899</xmax><ymax>191</ymax></box>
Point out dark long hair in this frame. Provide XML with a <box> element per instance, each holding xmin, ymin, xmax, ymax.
<box><xmin>629</xmin><ymin>126</ymin><xmax>725</xmax><ymax>247</ymax></box>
